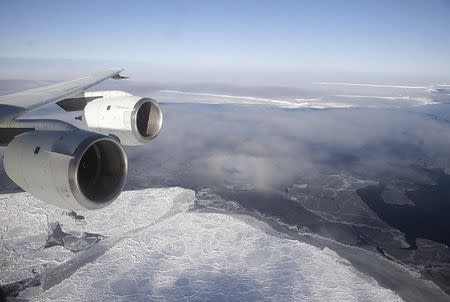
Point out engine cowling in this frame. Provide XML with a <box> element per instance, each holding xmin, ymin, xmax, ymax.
<box><xmin>3</xmin><ymin>130</ymin><xmax>128</xmax><ymax>210</ymax></box>
<box><xmin>83</xmin><ymin>92</ymin><xmax>163</xmax><ymax>146</ymax></box>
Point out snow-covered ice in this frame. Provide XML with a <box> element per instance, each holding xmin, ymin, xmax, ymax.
<box><xmin>0</xmin><ymin>188</ymin><xmax>403</xmax><ymax>301</ymax></box>
<box><xmin>156</xmin><ymin>89</ymin><xmax>435</xmax><ymax>109</ymax></box>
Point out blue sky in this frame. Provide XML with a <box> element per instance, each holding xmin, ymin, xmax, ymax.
<box><xmin>0</xmin><ymin>0</ymin><xmax>449</xmax><ymax>83</ymax></box>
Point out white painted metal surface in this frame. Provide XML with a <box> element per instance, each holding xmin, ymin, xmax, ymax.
<box><xmin>0</xmin><ymin>69</ymin><xmax>123</xmax><ymax>109</ymax></box>
<box><xmin>83</xmin><ymin>93</ymin><xmax>163</xmax><ymax>146</ymax></box>
<box><xmin>3</xmin><ymin>130</ymin><xmax>127</xmax><ymax>210</ymax></box>
<box><xmin>0</xmin><ymin>69</ymin><xmax>162</xmax><ymax>210</ymax></box>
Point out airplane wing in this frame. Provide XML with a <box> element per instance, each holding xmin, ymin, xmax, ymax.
<box><xmin>0</xmin><ymin>68</ymin><xmax>163</xmax><ymax>211</ymax></box>
<box><xmin>0</xmin><ymin>68</ymin><xmax>124</xmax><ymax>121</ymax></box>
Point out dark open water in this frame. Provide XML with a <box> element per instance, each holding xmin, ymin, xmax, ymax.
<box><xmin>357</xmin><ymin>169</ymin><xmax>450</xmax><ymax>249</ymax></box>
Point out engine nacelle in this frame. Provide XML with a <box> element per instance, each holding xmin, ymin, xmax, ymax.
<box><xmin>83</xmin><ymin>92</ymin><xmax>163</xmax><ymax>146</ymax></box>
<box><xmin>3</xmin><ymin>130</ymin><xmax>128</xmax><ymax>210</ymax></box>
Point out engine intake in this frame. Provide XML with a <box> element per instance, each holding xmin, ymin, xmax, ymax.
<box><xmin>83</xmin><ymin>94</ymin><xmax>163</xmax><ymax>146</ymax></box>
<box><xmin>134</xmin><ymin>98</ymin><xmax>163</xmax><ymax>140</ymax></box>
<box><xmin>3</xmin><ymin>130</ymin><xmax>127</xmax><ymax>210</ymax></box>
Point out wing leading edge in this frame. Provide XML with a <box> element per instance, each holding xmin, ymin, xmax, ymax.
<box><xmin>0</xmin><ymin>68</ymin><xmax>124</xmax><ymax>120</ymax></box>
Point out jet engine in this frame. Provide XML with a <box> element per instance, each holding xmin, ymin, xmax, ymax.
<box><xmin>3</xmin><ymin>130</ymin><xmax>127</xmax><ymax>210</ymax></box>
<box><xmin>83</xmin><ymin>92</ymin><xmax>163</xmax><ymax>146</ymax></box>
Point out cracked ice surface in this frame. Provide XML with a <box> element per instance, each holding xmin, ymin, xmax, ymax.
<box><xmin>0</xmin><ymin>188</ymin><xmax>188</xmax><ymax>287</ymax></box>
<box><xmin>1</xmin><ymin>188</ymin><xmax>402</xmax><ymax>301</ymax></box>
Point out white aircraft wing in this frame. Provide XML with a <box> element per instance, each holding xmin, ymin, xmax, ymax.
<box><xmin>0</xmin><ymin>68</ymin><xmax>163</xmax><ymax>211</ymax></box>
<box><xmin>0</xmin><ymin>68</ymin><xmax>124</xmax><ymax>120</ymax></box>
